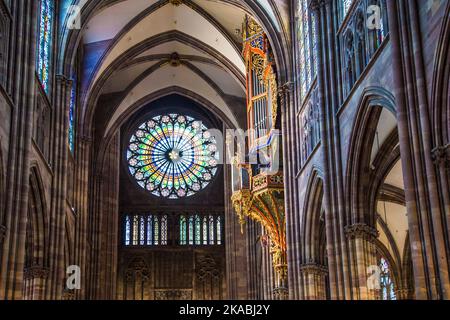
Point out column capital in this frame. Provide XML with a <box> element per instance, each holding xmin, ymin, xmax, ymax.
<box><xmin>344</xmin><ymin>223</ymin><xmax>379</xmax><ymax>241</ymax></box>
<box><xmin>24</xmin><ymin>265</ymin><xmax>50</xmax><ymax>280</ymax></box>
<box><xmin>299</xmin><ymin>262</ymin><xmax>328</xmax><ymax>275</ymax></box>
<box><xmin>431</xmin><ymin>144</ymin><xmax>450</xmax><ymax>168</ymax></box>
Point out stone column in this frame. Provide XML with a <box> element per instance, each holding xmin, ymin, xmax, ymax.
<box><xmin>387</xmin><ymin>0</ymin><xmax>450</xmax><ymax>299</ymax></box>
<box><xmin>300</xmin><ymin>262</ymin><xmax>329</xmax><ymax>300</ymax></box>
<box><xmin>72</xmin><ymin>135</ymin><xmax>92</xmax><ymax>299</ymax></box>
<box><xmin>0</xmin><ymin>0</ymin><xmax>39</xmax><ymax>300</ymax></box>
<box><xmin>23</xmin><ymin>265</ymin><xmax>49</xmax><ymax>300</ymax></box>
<box><xmin>44</xmin><ymin>75</ymin><xmax>71</xmax><ymax>299</ymax></box>
<box><xmin>345</xmin><ymin>224</ymin><xmax>379</xmax><ymax>300</ymax></box>
<box><xmin>310</xmin><ymin>0</ymin><xmax>351</xmax><ymax>299</ymax></box>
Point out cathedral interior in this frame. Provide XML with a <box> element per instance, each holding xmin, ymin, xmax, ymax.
<box><xmin>0</xmin><ymin>0</ymin><xmax>449</xmax><ymax>301</ymax></box>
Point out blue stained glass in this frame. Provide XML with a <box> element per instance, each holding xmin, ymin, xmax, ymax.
<box><xmin>180</xmin><ymin>215</ymin><xmax>187</xmax><ymax>245</ymax></box>
<box><xmin>154</xmin><ymin>216</ymin><xmax>159</xmax><ymax>245</ymax></box>
<box><xmin>209</xmin><ymin>215</ymin><xmax>215</xmax><ymax>245</ymax></box>
<box><xmin>161</xmin><ymin>215</ymin><xmax>168</xmax><ymax>245</ymax></box>
<box><xmin>216</xmin><ymin>216</ymin><xmax>222</xmax><ymax>245</ymax></box>
<box><xmin>195</xmin><ymin>215</ymin><xmax>201</xmax><ymax>245</ymax></box>
<box><xmin>203</xmin><ymin>216</ymin><xmax>208</xmax><ymax>245</ymax></box>
<box><xmin>380</xmin><ymin>257</ymin><xmax>396</xmax><ymax>300</ymax></box>
<box><xmin>68</xmin><ymin>78</ymin><xmax>76</xmax><ymax>153</ymax></box>
<box><xmin>139</xmin><ymin>216</ymin><xmax>145</xmax><ymax>246</ymax></box>
<box><xmin>37</xmin><ymin>0</ymin><xmax>54</xmax><ymax>93</ymax></box>
<box><xmin>342</xmin><ymin>0</ymin><xmax>353</xmax><ymax>19</ymax></box>
<box><xmin>298</xmin><ymin>0</ymin><xmax>317</xmax><ymax>101</ymax></box>
<box><xmin>188</xmin><ymin>216</ymin><xmax>194</xmax><ymax>245</ymax></box>
<box><xmin>125</xmin><ymin>215</ymin><xmax>131</xmax><ymax>246</ymax></box>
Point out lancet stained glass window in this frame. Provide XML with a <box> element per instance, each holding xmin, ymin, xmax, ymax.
<box><xmin>297</xmin><ymin>0</ymin><xmax>318</xmax><ymax>101</ymax></box>
<box><xmin>123</xmin><ymin>214</ymin><xmax>167</xmax><ymax>246</ymax></box>
<box><xmin>179</xmin><ymin>214</ymin><xmax>223</xmax><ymax>246</ymax></box>
<box><xmin>127</xmin><ymin>114</ymin><xmax>219</xmax><ymax>199</ymax></box>
<box><xmin>37</xmin><ymin>0</ymin><xmax>54</xmax><ymax>93</ymax></box>
<box><xmin>380</xmin><ymin>257</ymin><xmax>396</xmax><ymax>300</ymax></box>
<box><xmin>68</xmin><ymin>77</ymin><xmax>76</xmax><ymax>153</ymax></box>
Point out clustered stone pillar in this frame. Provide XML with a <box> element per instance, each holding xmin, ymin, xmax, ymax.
<box><xmin>0</xmin><ymin>0</ymin><xmax>39</xmax><ymax>300</ymax></box>
<box><xmin>299</xmin><ymin>263</ymin><xmax>329</xmax><ymax>300</ymax></box>
<box><xmin>345</xmin><ymin>224</ymin><xmax>379</xmax><ymax>300</ymax></box>
<box><xmin>72</xmin><ymin>135</ymin><xmax>92</xmax><ymax>300</ymax></box>
<box><xmin>387</xmin><ymin>0</ymin><xmax>450</xmax><ymax>299</ymax></box>
<box><xmin>22</xmin><ymin>266</ymin><xmax>49</xmax><ymax>300</ymax></box>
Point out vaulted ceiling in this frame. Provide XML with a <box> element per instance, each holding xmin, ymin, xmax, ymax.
<box><xmin>64</xmin><ymin>0</ymin><xmax>289</xmax><ymax>139</ymax></box>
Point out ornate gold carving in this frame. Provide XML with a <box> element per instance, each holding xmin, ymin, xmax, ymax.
<box><xmin>231</xmin><ymin>172</ymin><xmax>287</xmax><ymax>282</ymax></box>
<box><xmin>231</xmin><ymin>189</ymin><xmax>252</xmax><ymax>233</ymax></box>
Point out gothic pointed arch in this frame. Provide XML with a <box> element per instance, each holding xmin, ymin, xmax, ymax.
<box><xmin>345</xmin><ymin>87</ymin><xmax>396</xmax><ymax>226</ymax></box>
<box><xmin>431</xmin><ymin>1</ymin><xmax>450</xmax><ymax>147</ymax></box>
<box><xmin>299</xmin><ymin>169</ymin><xmax>329</xmax><ymax>300</ymax></box>
<box><xmin>23</xmin><ymin>166</ymin><xmax>49</xmax><ymax>300</ymax></box>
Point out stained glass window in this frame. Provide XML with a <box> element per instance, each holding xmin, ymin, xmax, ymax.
<box><xmin>127</xmin><ymin>114</ymin><xmax>219</xmax><ymax>199</ymax></box>
<box><xmin>209</xmin><ymin>215</ymin><xmax>215</xmax><ymax>245</ymax></box>
<box><xmin>195</xmin><ymin>215</ymin><xmax>201</xmax><ymax>245</ymax></box>
<box><xmin>179</xmin><ymin>214</ymin><xmax>223</xmax><ymax>246</ymax></box>
<box><xmin>161</xmin><ymin>215</ymin><xmax>168</xmax><ymax>245</ymax></box>
<box><xmin>380</xmin><ymin>257</ymin><xmax>396</xmax><ymax>300</ymax></box>
<box><xmin>188</xmin><ymin>216</ymin><xmax>194</xmax><ymax>245</ymax></box>
<box><xmin>216</xmin><ymin>216</ymin><xmax>222</xmax><ymax>245</ymax></box>
<box><xmin>68</xmin><ymin>78</ymin><xmax>76</xmax><ymax>153</ymax></box>
<box><xmin>180</xmin><ymin>215</ymin><xmax>187</xmax><ymax>245</ymax></box>
<box><xmin>124</xmin><ymin>214</ymin><xmax>167</xmax><ymax>246</ymax></box>
<box><xmin>203</xmin><ymin>216</ymin><xmax>208</xmax><ymax>245</ymax></box>
<box><xmin>37</xmin><ymin>0</ymin><xmax>54</xmax><ymax>93</ymax></box>
<box><xmin>125</xmin><ymin>215</ymin><xmax>131</xmax><ymax>246</ymax></box>
<box><xmin>297</xmin><ymin>0</ymin><xmax>318</xmax><ymax>101</ymax></box>
<box><xmin>341</xmin><ymin>0</ymin><xmax>354</xmax><ymax>21</ymax></box>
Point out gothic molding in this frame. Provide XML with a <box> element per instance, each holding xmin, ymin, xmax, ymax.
<box><xmin>299</xmin><ymin>262</ymin><xmax>328</xmax><ymax>276</ymax></box>
<box><xmin>23</xmin><ymin>265</ymin><xmax>50</xmax><ymax>280</ymax></box>
<box><xmin>344</xmin><ymin>223</ymin><xmax>379</xmax><ymax>242</ymax></box>
<box><xmin>431</xmin><ymin>144</ymin><xmax>450</xmax><ymax>168</ymax></box>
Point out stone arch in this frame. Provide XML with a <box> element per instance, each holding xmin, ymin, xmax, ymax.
<box><xmin>430</xmin><ymin>1</ymin><xmax>450</xmax><ymax>227</ymax></box>
<box><xmin>22</xmin><ymin>166</ymin><xmax>49</xmax><ymax>300</ymax></box>
<box><xmin>59</xmin><ymin>0</ymin><xmax>290</xmax><ymax>83</ymax></box>
<box><xmin>431</xmin><ymin>1</ymin><xmax>450</xmax><ymax>147</ymax></box>
<box><xmin>299</xmin><ymin>169</ymin><xmax>329</xmax><ymax>300</ymax></box>
<box><xmin>374</xmin><ymin>238</ymin><xmax>400</xmax><ymax>300</ymax></box>
<box><xmin>345</xmin><ymin>87</ymin><xmax>396</xmax><ymax>227</ymax></box>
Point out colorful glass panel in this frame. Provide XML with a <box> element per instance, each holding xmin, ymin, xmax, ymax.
<box><xmin>380</xmin><ymin>257</ymin><xmax>396</xmax><ymax>300</ymax></box>
<box><xmin>127</xmin><ymin>114</ymin><xmax>219</xmax><ymax>199</ymax></box>
<box><xmin>37</xmin><ymin>0</ymin><xmax>54</xmax><ymax>93</ymax></box>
